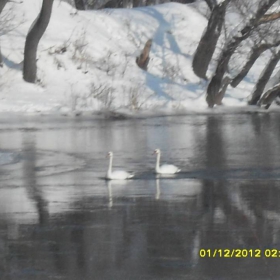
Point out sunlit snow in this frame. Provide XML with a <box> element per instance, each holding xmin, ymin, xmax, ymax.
<box><xmin>0</xmin><ymin>0</ymin><xmax>274</xmax><ymax>115</ymax></box>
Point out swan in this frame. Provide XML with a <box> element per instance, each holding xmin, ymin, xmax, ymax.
<box><xmin>153</xmin><ymin>149</ymin><xmax>181</xmax><ymax>174</ymax></box>
<box><xmin>106</xmin><ymin>151</ymin><xmax>134</xmax><ymax>180</ymax></box>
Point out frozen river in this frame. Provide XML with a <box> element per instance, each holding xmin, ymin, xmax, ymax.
<box><xmin>0</xmin><ymin>113</ymin><xmax>280</xmax><ymax>279</ymax></box>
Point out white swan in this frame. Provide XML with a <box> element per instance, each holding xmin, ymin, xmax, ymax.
<box><xmin>106</xmin><ymin>151</ymin><xmax>134</xmax><ymax>180</ymax></box>
<box><xmin>153</xmin><ymin>149</ymin><xmax>181</xmax><ymax>174</ymax></box>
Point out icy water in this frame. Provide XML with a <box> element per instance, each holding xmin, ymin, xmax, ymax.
<box><xmin>1</xmin><ymin>113</ymin><xmax>280</xmax><ymax>280</ymax></box>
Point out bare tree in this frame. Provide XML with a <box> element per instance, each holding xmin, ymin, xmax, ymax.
<box><xmin>206</xmin><ymin>0</ymin><xmax>278</xmax><ymax>108</ymax></box>
<box><xmin>23</xmin><ymin>0</ymin><xmax>54</xmax><ymax>83</ymax></box>
<box><xmin>258</xmin><ymin>83</ymin><xmax>280</xmax><ymax>109</ymax></box>
<box><xmin>231</xmin><ymin>41</ymin><xmax>280</xmax><ymax>88</ymax></box>
<box><xmin>192</xmin><ymin>0</ymin><xmax>230</xmax><ymax>80</ymax></box>
<box><xmin>249</xmin><ymin>49</ymin><xmax>280</xmax><ymax>105</ymax></box>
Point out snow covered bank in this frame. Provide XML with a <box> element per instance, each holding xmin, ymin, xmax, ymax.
<box><xmin>0</xmin><ymin>0</ymin><xmax>273</xmax><ymax>115</ymax></box>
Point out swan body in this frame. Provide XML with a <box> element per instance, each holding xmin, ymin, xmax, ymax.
<box><xmin>154</xmin><ymin>149</ymin><xmax>180</xmax><ymax>174</ymax></box>
<box><xmin>106</xmin><ymin>151</ymin><xmax>134</xmax><ymax>180</ymax></box>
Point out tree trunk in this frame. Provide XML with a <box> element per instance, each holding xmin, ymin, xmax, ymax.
<box><xmin>257</xmin><ymin>83</ymin><xmax>280</xmax><ymax>109</ymax></box>
<box><xmin>206</xmin><ymin>0</ymin><xmax>277</xmax><ymax>107</ymax></box>
<box><xmin>216</xmin><ymin>76</ymin><xmax>231</xmax><ymax>105</ymax></box>
<box><xmin>204</xmin><ymin>0</ymin><xmax>217</xmax><ymax>11</ymax></box>
<box><xmin>74</xmin><ymin>0</ymin><xmax>86</xmax><ymax>10</ymax></box>
<box><xmin>206</xmin><ymin>40</ymin><xmax>241</xmax><ymax>108</ymax></box>
<box><xmin>192</xmin><ymin>0</ymin><xmax>230</xmax><ymax>80</ymax></box>
<box><xmin>23</xmin><ymin>0</ymin><xmax>54</xmax><ymax>83</ymax></box>
<box><xmin>0</xmin><ymin>0</ymin><xmax>8</xmax><ymax>14</ymax></box>
<box><xmin>249</xmin><ymin>51</ymin><xmax>280</xmax><ymax>105</ymax></box>
<box><xmin>231</xmin><ymin>42</ymin><xmax>280</xmax><ymax>88</ymax></box>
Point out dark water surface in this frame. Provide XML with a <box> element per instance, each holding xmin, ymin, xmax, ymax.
<box><xmin>0</xmin><ymin>113</ymin><xmax>280</xmax><ymax>279</ymax></box>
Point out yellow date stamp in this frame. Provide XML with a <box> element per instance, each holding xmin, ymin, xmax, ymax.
<box><xmin>199</xmin><ymin>249</ymin><xmax>280</xmax><ymax>258</ymax></box>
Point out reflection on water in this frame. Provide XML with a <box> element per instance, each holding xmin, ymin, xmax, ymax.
<box><xmin>156</xmin><ymin>179</ymin><xmax>160</xmax><ymax>200</ymax></box>
<box><xmin>0</xmin><ymin>114</ymin><xmax>280</xmax><ymax>279</ymax></box>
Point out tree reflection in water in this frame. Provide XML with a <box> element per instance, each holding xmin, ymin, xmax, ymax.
<box><xmin>0</xmin><ymin>114</ymin><xmax>279</xmax><ymax>279</ymax></box>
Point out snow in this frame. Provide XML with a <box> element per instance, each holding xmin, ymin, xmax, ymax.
<box><xmin>0</xmin><ymin>0</ymin><xmax>276</xmax><ymax>116</ymax></box>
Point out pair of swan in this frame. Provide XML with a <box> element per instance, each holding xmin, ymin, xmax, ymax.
<box><xmin>106</xmin><ymin>149</ymin><xmax>181</xmax><ymax>180</ymax></box>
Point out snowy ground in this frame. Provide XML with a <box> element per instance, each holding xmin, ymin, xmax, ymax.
<box><xmin>0</xmin><ymin>0</ymin><xmax>276</xmax><ymax>115</ymax></box>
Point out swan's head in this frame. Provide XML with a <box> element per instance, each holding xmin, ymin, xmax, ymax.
<box><xmin>107</xmin><ymin>151</ymin><xmax>113</xmax><ymax>158</ymax></box>
<box><xmin>153</xmin><ymin>149</ymin><xmax>160</xmax><ymax>155</ymax></box>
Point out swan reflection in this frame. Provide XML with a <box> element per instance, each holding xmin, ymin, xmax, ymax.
<box><xmin>107</xmin><ymin>181</ymin><xmax>113</xmax><ymax>209</ymax></box>
<box><xmin>154</xmin><ymin>178</ymin><xmax>203</xmax><ymax>200</ymax></box>
<box><xmin>107</xmin><ymin>180</ymin><xmax>129</xmax><ymax>209</ymax></box>
<box><xmin>156</xmin><ymin>179</ymin><xmax>160</xmax><ymax>200</ymax></box>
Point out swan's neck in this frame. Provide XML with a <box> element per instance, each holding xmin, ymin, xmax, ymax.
<box><xmin>108</xmin><ymin>155</ymin><xmax>113</xmax><ymax>176</ymax></box>
<box><xmin>156</xmin><ymin>153</ymin><xmax>161</xmax><ymax>171</ymax></box>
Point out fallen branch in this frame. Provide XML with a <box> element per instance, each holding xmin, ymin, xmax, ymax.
<box><xmin>136</xmin><ymin>39</ymin><xmax>152</xmax><ymax>71</ymax></box>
